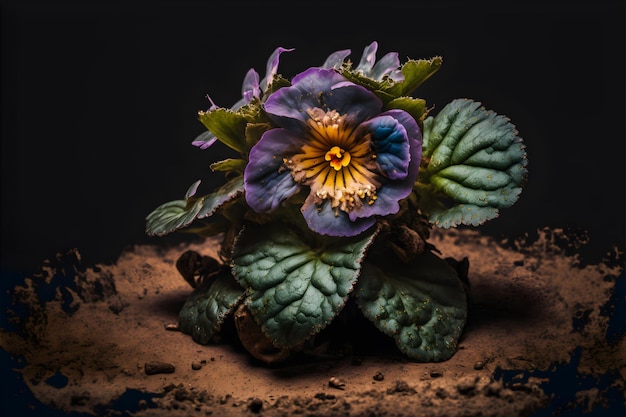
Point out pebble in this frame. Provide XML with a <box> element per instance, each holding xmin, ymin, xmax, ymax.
<box><xmin>328</xmin><ymin>377</ymin><xmax>345</xmax><ymax>390</ymax></box>
<box><xmin>373</xmin><ymin>372</ymin><xmax>384</xmax><ymax>381</ymax></box>
<box><xmin>473</xmin><ymin>361</ymin><xmax>485</xmax><ymax>370</ymax></box>
<box><xmin>144</xmin><ymin>361</ymin><xmax>175</xmax><ymax>375</ymax></box>
<box><xmin>191</xmin><ymin>362</ymin><xmax>202</xmax><ymax>370</ymax></box>
<box><xmin>164</xmin><ymin>323</ymin><xmax>179</xmax><ymax>331</ymax></box>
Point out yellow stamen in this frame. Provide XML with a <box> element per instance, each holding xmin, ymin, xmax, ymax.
<box><xmin>284</xmin><ymin>108</ymin><xmax>382</xmax><ymax>214</ymax></box>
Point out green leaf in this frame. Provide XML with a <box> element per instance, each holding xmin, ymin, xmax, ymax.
<box><xmin>196</xmin><ymin>175</ymin><xmax>244</xmax><ymax>219</ymax></box>
<box><xmin>419</xmin><ymin>98</ymin><xmax>528</xmax><ymax>228</ymax></box>
<box><xmin>245</xmin><ymin>122</ymin><xmax>272</xmax><ymax>151</ymax></box>
<box><xmin>145</xmin><ymin>176</ymin><xmax>244</xmax><ymax>236</ymax></box>
<box><xmin>198</xmin><ymin>108</ymin><xmax>248</xmax><ymax>153</ymax></box>
<box><xmin>386</xmin><ymin>57</ymin><xmax>443</xmax><ymax>97</ymax></box>
<box><xmin>145</xmin><ymin>199</ymin><xmax>204</xmax><ymax>237</ymax></box>
<box><xmin>354</xmin><ymin>251</ymin><xmax>467</xmax><ymax>362</ymax></box>
<box><xmin>232</xmin><ymin>223</ymin><xmax>379</xmax><ymax>348</ymax></box>
<box><xmin>210</xmin><ymin>158</ymin><xmax>246</xmax><ymax>173</ymax></box>
<box><xmin>385</xmin><ymin>96</ymin><xmax>428</xmax><ymax>125</ymax></box>
<box><xmin>178</xmin><ymin>269</ymin><xmax>244</xmax><ymax>344</ymax></box>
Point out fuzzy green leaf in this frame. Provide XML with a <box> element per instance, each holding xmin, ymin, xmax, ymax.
<box><xmin>232</xmin><ymin>223</ymin><xmax>378</xmax><ymax>348</ymax></box>
<box><xmin>178</xmin><ymin>269</ymin><xmax>244</xmax><ymax>344</ymax></box>
<box><xmin>354</xmin><ymin>251</ymin><xmax>467</xmax><ymax>362</ymax></box>
<box><xmin>386</xmin><ymin>57</ymin><xmax>443</xmax><ymax>97</ymax></box>
<box><xmin>196</xmin><ymin>175</ymin><xmax>244</xmax><ymax>219</ymax></box>
<box><xmin>145</xmin><ymin>176</ymin><xmax>243</xmax><ymax>236</ymax></box>
<box><xmin>198</xmin><ymin>108</ymin><xmax>248</xmax><ymax>153</ymax></box>
<box><xmin>419</xmin><ymin>98</ymin><xmax>528</xmax><ymax>228</ymax></box>
<box><xmin>145</xmin><ymin>199</ymin><xmax>204</xmax><ymax>237</ymax></box>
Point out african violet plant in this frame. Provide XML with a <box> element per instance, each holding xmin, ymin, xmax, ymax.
<box><xmin>146</xmin><ymin>41</ymin><xmax>527</xmax><ymax>363</ymax></box>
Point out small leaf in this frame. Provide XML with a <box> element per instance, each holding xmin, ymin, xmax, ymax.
<box><xmin>178</xmin><ymin>269</ymin><xmax>245</xmax><ymax>344</ymax></box>
<box><xmin>232</xmin><ymin>223</ymin><xmax>379</xmax><ymax>348</ymax></box>
<box><xmin>385</xmin><ymin>96</ymin><xmax>428</xmax><ymax>125</ymax></box>
<box><xmin>196</xmin><ymin>175</ymin><xmax>244</xmax><ymax>219</ymax></box>
<box><xmin>245</xmin><ymin>122</ymin><xmax>272</xmax><ymax>151</ymax></box>
<box><xmin>198</xmin><ymin>108</ymin><xmax>248</xmax><ymax>153</ymax></box>
<box><xmin>210</xmin><ymin>158</ymin><xmax>246</xmax><ymax>173</ymax></box>
<box><xmin>354</xmin><ymin>251</ymin><xmax>467</xmax><ymax>362</ymax></box>
<box><xmin>145</xmin><ymin>198</ymin><xmax>204</xmax><ymax>237</ymax></box>
<box><xmin>145</xmin><ymin>176</ymin><xmax>244</xmax><ymax>236</ymax></box>
<box><xmin>386</xmin><ymin>57</ymin><xmax>443</xmax><ymax>97</ymax></box>
<box><xmin>185</xmin><ymin>179</ymin><xmax>201</xmax><ymax>199</ymax></box>
<box><xmin>419</xmin><ymin>98</ymin><xmax>528</xmax><ymax>228</ymax></box>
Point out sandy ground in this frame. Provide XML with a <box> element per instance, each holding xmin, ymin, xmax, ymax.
<box><xmin>1</xmin><ymin>228</ymin><xmax>624</xmax><ymax>417</ymax></box>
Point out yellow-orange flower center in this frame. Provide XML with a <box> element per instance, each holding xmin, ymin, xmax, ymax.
<box><xmin>283</xmin><ymin>108</ymin><xmax>381</xmax><ymax>215</ymax></box>
<box><xmin>325</xmin><ymin>146</ymin><xmax>351</xmax><ymax>171</ymax></box>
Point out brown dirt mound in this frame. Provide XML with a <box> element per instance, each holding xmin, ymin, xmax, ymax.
<box><xmin>1</xmin><ymin>228</ymin><xmax>624</xmax><ymax>417</ymax></box>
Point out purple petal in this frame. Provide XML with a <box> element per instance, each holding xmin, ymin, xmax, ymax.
<box><xmin>244</xmin><ymin>128</ymin><xmax>305</xmax><ymax>212</ymax></box>
<box><xmin>322</xmin><ymin>49</ymin><xmax>351</xmax><ymax>69</ymax></box>
<box><xmin>191</xmin><ymin>131</ymin><xmax>218</xmax><ymax>149</ymax></box>
<box><xmin>301</xmin><ymin>196</ymin><xmax>377</xmax><ymax>237</ymax></box>
<box><xmin>260</xmin><ymin>47</ymin><xmax>295</xmax><ymax>90</ymax></box>
<box><xmin>241</xmin><ymin>68</ymin><xmax>260</xmax><ymax>103</ymax></box>
<box><xmin>356</xmin><ymin>41</ymin><xmax>378</xmax><ymax>73</ymax></box>
<box><xmin>371</xmin><ymin>52</ymin><xmax>403</xmax><ymax>82</ymax></box>
<box><xmin>264</xmin><ymin>68</ymin><xmax>382</xmax><ymax>129</ymax></box>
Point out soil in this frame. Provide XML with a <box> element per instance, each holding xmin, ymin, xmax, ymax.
<box><xmin>1</xmin><ymin>228</ymin><xmax>624</xmax><ymax>417</ymax></box>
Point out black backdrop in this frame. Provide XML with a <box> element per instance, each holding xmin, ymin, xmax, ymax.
<box><xmin>2</xmin><ymin>1</ymin><xmax>624</xmax><ymax>276</ymax></box>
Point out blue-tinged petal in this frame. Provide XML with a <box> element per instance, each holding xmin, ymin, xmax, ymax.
<box><xmin>349</xmin><ymin>125</ymin><xmax>421</xmax><ymax>221</ymax></box>
<box><xmin>322</xmin><ymin>49</ymin><xmax>351</xmax><ymax>69</ymax></box>
<box><xmin>260</xmin><ymin>47</ymin><xmax>295</xmax><ymax>91</ymax></box>
<box><xmin>265</xmin><ymin>68</ymin><xmax>382</xmax><ymax>130</ymax></box>
<box><xmin>381</xmin><ymin>109</ymin><xmax>422</xmax><ymax>152</ymax></box>
<box><xmin>241</xmin><ymin>68</ymin><xmax>260</xmax><ymax>103</ymax></box>
<box><xmin>378</xmin><ymin>109</ymin><xmax>422</xmax><ymax>176</ymax></box>
<box><xmin>244</xmin><ymin>128</ymin><xmax>305</xmax><ymax>212</ymax></box>
<box><xmin>358</xmin><ymin>114</ymin><xmax>410</xmax><ymax>180</ymax></box>
<box><xmin>301</xmin><ymin>195</ymin><xmax>376</xmax><ymax>237</ymax></box>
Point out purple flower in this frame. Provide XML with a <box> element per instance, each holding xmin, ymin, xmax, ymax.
<box><xmin>244</xmin><ymin>68</ymin><xmax>422</xmax><ymax>237</ymax></box>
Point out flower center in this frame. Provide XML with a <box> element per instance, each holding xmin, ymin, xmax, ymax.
<box><xmin>283</xmin><ymin>108</ymin><xmax>381</xmax><ymax>215</ymax></box>
<box><xmin>325</xmin><ymin>146</ymin><xmax>351</xmax><ymax>171</ymax></box>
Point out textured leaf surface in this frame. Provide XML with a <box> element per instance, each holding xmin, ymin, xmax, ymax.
<box><xmin>386</xmin><ymin>57</ymin><xmax>443</xmax><ymax>97</ymax></box>
<box><xmin>354</xmin><ymin>251</ymin><xmax>467</xmax><ymax>362</ymax></box>
<box><xmin>232</xmin><ymin>223</ymin><xmax>378</xmax><ymax>348</ymax></box>
<box><xmin>178</xmin><ymin>270</ymin><xmax>244</xmax><ymax>345</ymax></box>
<box><xmin>198</xmin><ymin>108</ymin><xmax>248</xmax><ymax>153</ymax></box>
<box><xmin>420</xmin><ymin>98</ymin><xmax>527</xmax><ymax>228</ymax></box>
<box><xmin>145</xmin><ymin>176</ymin><xmax>244</xmax><ymax>236</ymax></box>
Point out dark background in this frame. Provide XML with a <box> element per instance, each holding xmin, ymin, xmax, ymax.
<box><xmin>1</xmin><ymin>1</ymin><xmax>624</xmax><ymax>277</ymax></box>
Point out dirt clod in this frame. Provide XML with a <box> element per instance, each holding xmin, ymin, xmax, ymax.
<box><xmin>145</xmin><ymin>361</ymin><xmax>176</xmax><ymax>375</ymax></box>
